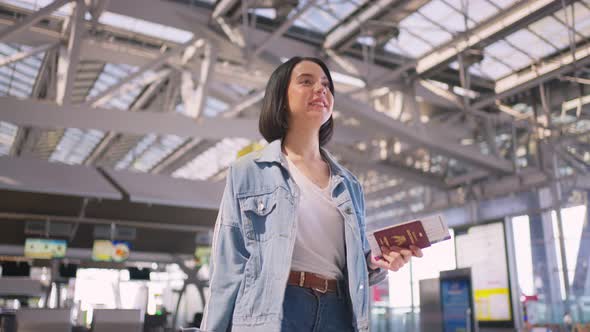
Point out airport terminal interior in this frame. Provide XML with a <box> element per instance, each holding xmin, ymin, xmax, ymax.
<box><xmin>1</xmin><ymin>0</ymin><xmax>590</xmax><ymax>331</ymax></box>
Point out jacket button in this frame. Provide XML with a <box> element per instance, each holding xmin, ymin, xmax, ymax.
<box><xmin>258</xmin><ymin>201</ymin><xmax>265</xmax><ymax>212</ymax></box>
<box><xmin>345</xmin><ymin>207</ymin><xmax>353</xmax><ymax>214</ymax></box>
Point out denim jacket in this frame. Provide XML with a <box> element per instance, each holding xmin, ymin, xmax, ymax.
<box><xmin>200</xmin><ymin>140</ymin><xmax>387</xmax><ymax>332</ymax></box>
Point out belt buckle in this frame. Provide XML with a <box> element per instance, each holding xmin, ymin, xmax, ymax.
<box><xmin>314</xmin><ymin>279</ymin><xmax>328</xmax><ymax>294</ymax></box>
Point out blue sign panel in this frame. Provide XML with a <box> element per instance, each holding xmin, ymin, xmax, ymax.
<box><xmin>441</xmin><ymin>278</ymin><xmax>471</xmax><ymax>332</ymax></box>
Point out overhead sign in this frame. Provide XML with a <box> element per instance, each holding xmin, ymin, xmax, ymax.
<box><xmin>92</xmin><ymin>240</ymin><xmax>130</xmax><ymax>262</ymax></box>
<box><xmin>455</xmin><ymin>222</ymin><xmax>512</xmax><ymax>323</ymax></box>
<box><xmin>441</xmin><ymin>278</ymin><xmax>473</xmax><ymax>332</ymax></box>
<box><xmin>24</xmin><ymin>238</ymin><xmax>67</xmax><ymax>259</ymax></box>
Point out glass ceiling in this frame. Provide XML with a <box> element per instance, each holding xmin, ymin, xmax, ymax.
<box><xmin>115</xmin><ymin>133</ymin><xmax>189</xmax><ymax>172</ymax></box>
<box><xmin>293</xmin><ymin>0</ymin><xmax>369</xmax><ymax>34</ymax></box>
<box><xmin>0</xmin><ymin>122</ymin><xmax>18</xmax><ymax>157</ymax></box>
<box><xmin>2</xmin><ymin>0</ymin><xmax>73</xmax><ymax>16</ymax></box>
<box><xmin>49</xmin><ymin>63</ymin><xmax>151</xmax><ymax>165</ymax></box>
<box><xmin>0</xmin><ymin>42</ymin><xmax>44</xmax><ymax>156</ymax></box>
<box><xmin>477</xmin><ymin>1</ymin><xmax>590</xmax><ymax>80</ymax></box>
<box><xmin>3</xmin><ymin>0</ymin><xmax>590</xmax><ymax>179</ymax></box>
<box><xmin>382</xmin><ymin>0</ymin><xmax>517</xmax><ymax>58</ymax></box>
<box><xmin>172</xmin><ymin>137</ymin><xmax>252</xmax><ymax>181</ymax></box>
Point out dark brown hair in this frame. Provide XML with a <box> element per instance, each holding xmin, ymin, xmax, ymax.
<box><xmin>258</xmin><ymin>57</ymin><xmax>334</xmax><ymax>146</ymax></box>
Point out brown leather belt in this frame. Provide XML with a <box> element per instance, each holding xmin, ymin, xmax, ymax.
<box><xmin>287</xmin><ymin>271</ymin><xmax>339</xmax><ymax>293</ymax></box>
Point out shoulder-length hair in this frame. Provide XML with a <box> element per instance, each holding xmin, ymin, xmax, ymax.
<box><xmin>258</xmin><ymin>57</ymin><xmax>334</xmax><ymax>146</ymax></box>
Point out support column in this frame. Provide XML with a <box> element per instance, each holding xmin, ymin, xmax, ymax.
<box><xmin>528</xmin><ymin>187</ymin><xmax>565</xmax><ymax>322</ymax></box>
<box><xmin>572</xmin><ymin>192</ymin><xmax>590</xmax><ymax>298</ymax></box>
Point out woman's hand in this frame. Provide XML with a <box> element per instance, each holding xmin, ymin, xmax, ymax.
<box><xmin>368</xmin><ymin>245</ymin><xmax>423</xmax><ymax>272</ymax></box>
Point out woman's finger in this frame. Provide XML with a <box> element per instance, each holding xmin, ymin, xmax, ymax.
<box><xmin>398</xmin><ymin>249</ymin><xmax>412</xmax><ymax>263</ymax></box>
<box><xmin>389</xmin><ymin>258</ymin><xmax>403</xmax><ymax>271</ymax></box>
<box><xmin>409</xmin><ymin>245</ymin><xmax>424</xmax><ymax>258</ymax></box>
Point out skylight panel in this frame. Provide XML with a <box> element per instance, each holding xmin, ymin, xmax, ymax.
<box><xmin>419</xmin><ymin>0</ymin><xmax>468</xmax><ymax>32</ymax></box>
<box><xmin>554</xmin><ymin>2</ymin><xmax>590</xmax><ymax>38</ymax></box>
<box><xmin>115</xmin><ymin>134</ymin><xmax>158</xmax><ymax>170</ymax></box>
<box><xmin>529</xmin><ymin>16</ymin><xmax>570</xmax><ymax>50</ymax></box>
<box><xmin>295</xmin><ymin>8</ymin><xmax>339</xmax><ymax>33</ymax></box>
<box><xmin>394</xmin><ymin>31</ymin><xmax>433</xmax><ymax>57</ymax></box>
<box><xmin>49</xmin><ymin>128</ymin><xmax>106</xmax><ymax>165</ymax></box>
<box><xmin>0</xmin><ymin>43</ymin><xmax>43</xmax><ymax>98</ymax></box>
<box><xmin>99</xmin><ymin>12</ymin><xmax>194</xmax><ymax>43</ymax></box>
<box><xmin>384</xmin><ymin>41</ymin><xmax>411</xmax><ymax>57</ymax></box>
<box><xmin>176</xmin><ymin>96</ymin><xmax>229</xmax><ymax>118</ymax></box>
<box><xmin>0</xmin><ymin>122</ymin><xmax>18</xmax><ymax>156</ymax></box>
<box><xmin>2</xmin><ymin>0</ymin><xmax>73</xmax><ymax>16</ymax></box>
<box><xmin>12</xmin><ymin>70</ymin><xmax>35</xmax><ymax>85</ymax></box>
<box><xmin>485</xmin><ymin>40</ymin><xmax>531</xmax><ymax>71</ymax></box>
<box><xmin>399</xmin><ymin>13</ymin><xmax>452</xmax><ymax>47</ymax></box>
<box><xmin>293</xmin><ymin>0</ymin><xmax>368</xmax><ymax>34</ymax></box>
<box><xmin>8</xmin><ymin>88</ymin><xmax>27</xmax><ymax>98</ymax></box>
<box><xmin>127</xmin><ymin>135</ymin><xmax>188</xmax><ymax>172</ymax></box>
<box><xmin>254</xmin><ymin>8</ymin><xmax>276</xmax><ymax>20</ymax></box>
<box><xmin>172</xmin><ymin>138</ymin><xmax>251</xmax><ymax>181</ymax></box>
<box><xmin>505</xmin><ymin>29</ymin><xmax>557</xmax><ymax>59</ymax></box>
<box><xmin>443</xmin><ymin>0</ymin><xmax>499</xmax><ymax>24</ymax></box>
<box><xmin>477</xmin><ymin>56</ymin><xmax>512</xmax><ymax>80</ymax></box>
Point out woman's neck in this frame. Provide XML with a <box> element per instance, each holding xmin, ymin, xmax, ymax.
<box><xmin>282</xmin><ymin>126</ymin><xmax>321</xmax><ymax>162</ymax></box>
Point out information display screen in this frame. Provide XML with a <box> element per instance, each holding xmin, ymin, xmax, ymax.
<box><xmin>194</xmin><ymin>246</ymin><xmax>211</xmax><ymax>268</ymax></box>
<box><xmin>92</xmin><ymin>240</ymin><xmax>130</xmax><ymax>262</ymax></box>
<box><xmin>455</xmin><ymin>222</ymin><xmax>512</xmax><ymax>323</ymax></box>
<box><xmin>24</xmin><ymin>238</ymin><xmax>67</xmax><ymax>259</ymax></box>
<box><xmin>441</xmin><ymin>278</ymin><xmax>472</xmax><ymax>332</ymax></box>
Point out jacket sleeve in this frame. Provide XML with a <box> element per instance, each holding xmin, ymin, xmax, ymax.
<box><xmin>200</xmin><ymin>165</ymin><xmax>249</xmax><ymax>332</ymax></box>
<box><xmin>355</xmin><ymin>180</ymin><xmax>388</xmax><ymax>286</ymax></box>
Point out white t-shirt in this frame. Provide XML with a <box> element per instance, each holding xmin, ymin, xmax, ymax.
<box><xmin>286</xmin><ymin>155</ymin><xmax>346</xmax><ymax>280</ymax></box>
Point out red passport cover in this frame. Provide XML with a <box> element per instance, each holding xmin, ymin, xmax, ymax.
<box><xmin>373</xmin><ymin>220</ymin><xmax>431</xmax><ymax>250</ymax></box>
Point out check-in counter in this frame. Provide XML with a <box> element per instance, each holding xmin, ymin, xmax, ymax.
<box><xmin>16</xmin><ymin>308</ymin><xmax>71</xmax><ymax>332</ymax></box>
<box><xmin>91</xmin><ymin>309</ymin><xmax>143</xmax><ymax>332</ymax></box>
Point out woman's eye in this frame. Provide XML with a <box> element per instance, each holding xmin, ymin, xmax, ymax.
<box><xmin>302</xmin><ymin>80</ymin><xmax>312</xmax><ymax>85</ymax></box>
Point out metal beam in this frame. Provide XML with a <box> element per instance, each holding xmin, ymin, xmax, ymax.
<box><xmin>181</xmin><ymin>42</ymin><xmax>217</xmax><ymax>119</ymax></box>
<box><xmin>0</xmin><ymin>96</ymin><xmax>260</xmax><ymax>141</ymax></box>
<box><xmin>85</xmin><ymin>37</ymin><xmax>199</xmax><ymax>107</ymax></box>
<box><xmin>0</xmin><ymin>96</ymin><xmax>369</xmax><ymax>145</ymax></box>
<box><xmin>0</xmin><ymin>0</ymin><xmax>72</xmax><ymax>42</ymax></box>
<box><xmin>0</xmin><ymin>212</ymin><xmax>210</xmax><ymax>233</ymax></box>
<box><xmin>223</xmin><ymin>89</ymin><xmax>265</xmax><ymax>118</ymax></box>
<box><xmin>324</xmin><ymin>0</ymin><xmax>429</xmax><ymax>50</ymax></box>
<box><xmin>335</xmin><ymin>93</ymin><xmax>515</xmax><ymax>173</ymax></box>
<box><xmin>332</xmin><ymin>145</ymin><xmax>449</xmax><ymax>190</ymax></box>
<box><xmin>367</xmin><ymin>169</ymin><xmax>587</xmax><ymax>226</ymax></box>
<box><xmin>102</xmin><ymin>0</ymin><xmax>410</xmax><ymax>87</ymax></box>
<box><xmin>56</xmin><ymin>0</ymin><xmax>86</xmax><ymax>105</ymax></box>
<box><xmin>415</xmin><ymin>0</ymin><xmax>569</xmax><ymax>75</ymax></box>
<box><xmin>150</xmin><ymin>139</ymin><xmax>206</xmax><ymax>175</ymax></box>
<box><xmin>212</xmin><ymin>0</ymin><xmax>239</xmax><ymax>19</ymax></box>
<box><xmin>251</xmin><ymin>0</ymin><xmax>317</xmax><ymax>59</ymax></box>
<box><xmin>83</xmin><ymin>70</ymin><xmax>173</xmax><ymax>166</ymax></box>
<box><xmin>368</xmin><ymin>188</ymin><xmax>547</xmax><ymax>228</ymax></box>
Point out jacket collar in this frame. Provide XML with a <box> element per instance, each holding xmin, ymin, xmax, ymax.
<box><xmin>254</xmin><ymin>139</ymin><xmax>348</xmax><ymax>179</ymax></box>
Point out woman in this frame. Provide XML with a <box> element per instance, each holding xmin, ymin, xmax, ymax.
<box><xmin>200</xmin><ymin>57</ymin><xmax>423</xmax><ymax>332</ymax></box>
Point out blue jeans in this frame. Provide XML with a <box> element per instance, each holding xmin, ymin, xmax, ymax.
<box><xmin>281</xmin><ymin>284</ymin><xmax>355</xmax><ymax>332</ymax></box>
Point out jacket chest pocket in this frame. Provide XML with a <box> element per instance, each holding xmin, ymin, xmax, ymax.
<box><xmin>239</xmin><ymin>191</ymin><xmax>278</xmax><ymax>242</ymax></box>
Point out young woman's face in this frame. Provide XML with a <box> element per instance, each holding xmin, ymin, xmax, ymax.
<box><xmin>286</xmin><ymin>61</ymin><xmax>334</xmax><ymax>129</ymax></box>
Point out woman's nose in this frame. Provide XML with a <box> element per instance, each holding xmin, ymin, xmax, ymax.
<box><xmin>314</xmin><ymin>83</ymin><xmax>327</xmax><ymax>94</ymax></box>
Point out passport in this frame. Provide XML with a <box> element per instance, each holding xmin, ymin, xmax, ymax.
<box><xmin>368</xmin><ymin>214</ymin><xmax>450</xmax><ymax>257</ymax></box>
